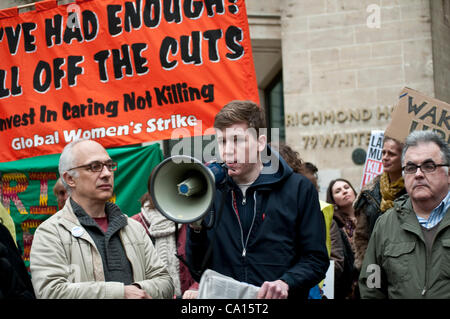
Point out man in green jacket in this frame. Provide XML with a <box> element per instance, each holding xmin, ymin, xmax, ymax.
<box><xmin>359</xmin><ymin>130</ymin><xmax>450</xmax><ymax>298</ymax></box>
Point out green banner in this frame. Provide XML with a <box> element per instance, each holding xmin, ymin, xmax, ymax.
<box><xmin>0</xmin><ymin>143</ymin><xmax>163</xmax><ymax>267</ymax></box>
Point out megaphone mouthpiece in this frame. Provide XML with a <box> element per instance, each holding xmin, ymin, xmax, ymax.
<box><xmin>177</xmin><ymin>176</ymin><xmax>204</xmax><ymax>197</ymax></box>
<box><xmin>206</xmin><ymin>162</ymin><xmax>227</xmax><ymax>186</ymax></box>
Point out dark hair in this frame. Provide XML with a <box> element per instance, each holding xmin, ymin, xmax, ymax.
<box><xmin>140</xmin><ymin>166</ymin><xmax>158</xmax><ymax>208</ymax></box>
<box><xmin>214</xmin><ymin>100</ymin><xmax>266</xmax><ymax>134</ymax></box>
<box><xmin>273</xmin><ymin>142</ymin><xmax>304</xmax><ymax>174</ymax></box>
<box><xmin>326</xmin><ymin>178</ymin><xmax>357</xmax><ymax>208</ymax></box>
<box><xmin>401</xmin><ymin>130</ymin><xmax>450</xmax><ymax>166</ymax></box>
<box><xmin>303</xmin><ymin>162</ymin><xmax>318</xmax><ymax>175</ymax></box>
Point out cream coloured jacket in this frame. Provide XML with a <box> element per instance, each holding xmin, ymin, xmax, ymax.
<box><xmin>30</xmin><ymin>199</ymin><xmax>174</xmax><ymax>299</ymax></box>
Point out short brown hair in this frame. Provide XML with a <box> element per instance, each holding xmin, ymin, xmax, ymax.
<box><xmin>214</xmin><ymin>100</ymin><xmax>266</xmax><ymax>133</ymax></box>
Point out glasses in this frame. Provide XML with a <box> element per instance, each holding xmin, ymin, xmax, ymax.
<box><xmin>68</xmin><ymin>161</ymin><xmax>118</xmax><ymax>172</ymax></box>
<box><xmin>402</xmin><ymin>160</ymin><xmax>449</xmax><ymax>174</ymax></box>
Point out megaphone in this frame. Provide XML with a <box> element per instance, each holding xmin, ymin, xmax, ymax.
<box><xmin>149</xmin><ymin>155</ymin><xmax>227</xmax><ymax>224</ymax></box>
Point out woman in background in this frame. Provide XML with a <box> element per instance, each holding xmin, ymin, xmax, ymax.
<box><xmin>132</xmin><ymin>173</ymin><xmax>196</xmax><ymax>298</ymax></box>
<box><xmin>326</xmin><ymin>178</ymin><xmax>358</xmax><ymax>299</ymax></box>
<box><xmin>353</xmin><ymin>137</ymin><xmax>406</xmax><ymax>270</ymax></box>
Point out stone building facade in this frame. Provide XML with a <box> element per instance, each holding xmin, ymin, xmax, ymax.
<box><xmin>247</xmin><ymin>0</ymin><xmax>449</xmax><ymax>197</ymax></box>
<box><xmin>1</xmin><ymin>0</ymin><xmax>449</xmax><ymax>198</ymax></box>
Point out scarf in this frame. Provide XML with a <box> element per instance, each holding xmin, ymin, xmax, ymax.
<box><xmin>379</xmin><ymin>172</ymin><xmax>405</xmax><ymax>212</ymax></box>
<box><xmin>141</xmin><ymin>204</ymin><xmax>181</xmax><ymax>296</ymax></box>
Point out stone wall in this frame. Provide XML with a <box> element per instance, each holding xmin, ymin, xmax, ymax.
<box><xmin>1</xmin><ymin>0</ymin><xmax>32</xmax><ymax>9</ymax></box>
<box><xmin>1</xmin><ymin>0</ymin><xmax>440</xmax><ymax>196</ymax></box>
<box><xmin>277</xmin><ymin>0</ymin><xmax>434</xmax><ymax>194</ymax></box>
<box><xmin>430</xmin><ymin>0</ymin><xmax>450</xmax><ymax>104</ymax></box>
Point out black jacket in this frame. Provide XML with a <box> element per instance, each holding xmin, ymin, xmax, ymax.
<box><xmin>186</xmin><ymin>149</ymin><xmax>329</xmax><ymax>299</ymax></box>
<box><xmin>0</xmin><ymin>223</ymin><xmax>35</xmax><ymax>299</ymax></box>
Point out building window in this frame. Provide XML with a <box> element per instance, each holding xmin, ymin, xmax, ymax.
<box><xmin>264</xmin><ymin>71</ymin><xmax>285</xmax><ymax>143</ymax></box>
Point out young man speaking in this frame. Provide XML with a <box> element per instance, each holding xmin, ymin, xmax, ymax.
<box><xmin>186</xmin><ymin>100</ymin><xmax>329</xmax><ymax>299</ymax></box>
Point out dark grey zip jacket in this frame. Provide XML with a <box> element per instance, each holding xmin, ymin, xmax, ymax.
<box><xmin>186</xmin><ymin>148</ymin><xmax>329</xmax><ymax>299</ymax></box>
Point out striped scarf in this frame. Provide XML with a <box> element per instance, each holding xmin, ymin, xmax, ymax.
<box><xmin>379</xmin><ymin>172</ymin><xmax>405</xmax><ymax>212</ymax></box>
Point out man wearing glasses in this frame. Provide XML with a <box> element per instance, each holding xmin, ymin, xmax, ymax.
<box><xmin>359</xmin><ymin>130</ymin><xmax>450</xmax><ymax>298</ymax></box>
<box><xmin>30</xmin><ymin>139</ymin><xmax>174</xmax><ymax>299</ymax></box>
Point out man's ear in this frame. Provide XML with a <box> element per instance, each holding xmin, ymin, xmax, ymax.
<box><xmin>257</xmin><ymin>134</ymin><xmax>267</xmax><ymax>152</ymax></box>
<box><xmin>63</xmin><ymin>172</ymin><xmax>76</xmax><ymax>188</ymax></box>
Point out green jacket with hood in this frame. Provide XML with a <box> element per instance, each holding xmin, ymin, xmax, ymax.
<box><xmin>359</xmin><ymin>194</ymin><xmax>450</xmax><ymax>299</ymax></box>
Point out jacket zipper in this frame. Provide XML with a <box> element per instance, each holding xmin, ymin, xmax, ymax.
<box><xmin>243</xmin><ymin>192</ymin><xmax>257</xmax><ymax>256</ymax></box>
<box><xmin>242</xmin><ymin>185</ymin><xmax>248</xmax><ymax>205</ymax></box>
<box><xmin>422</xmin><ymin>254</ymin><xmax>428</xmax><ymax>296</ymax></box>
<box><xmin>231</xmin><ymin>191</ymin><xmax>245</xmax><ymax>257</ymax></box>
<box><xmin>231</xmin><ymin>190</ymin><xmax>257</xmax><ymax>257</ymax></box>
<box><xmin>422</xmin><ymin>232</ymin><xmax>437</xmax><ymax>296</ymax></box>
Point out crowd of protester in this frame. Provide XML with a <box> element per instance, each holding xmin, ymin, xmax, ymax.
<box><xmin>0</xmin><ymin>101</ymin><xmax>449</xmax><ymax>300</ymax></box>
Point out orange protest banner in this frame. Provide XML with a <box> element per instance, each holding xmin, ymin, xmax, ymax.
<box><xmin>0</xmin><ymin>0</ymin><xmax>258</xmax><ymax>162</ymax></box>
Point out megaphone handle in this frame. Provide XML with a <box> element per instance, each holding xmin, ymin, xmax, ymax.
<box><xmin>202</xmin><ymin>184</ymin><xmax>228</xmax><ymax>230</ymax></box>
<box><xmin>202</xmin><ymin>211</ymin><xmax>215</xmax><ymax>230</ymax></box>
<box><xmin>191</xmin><ymin>219</ymin><xmax>203</xmax><ymax>233</ymax></box>
<box><xmin>190</xmin><ymin>210</ymin><xmax>213</xmax><ymax>232</ymax></box>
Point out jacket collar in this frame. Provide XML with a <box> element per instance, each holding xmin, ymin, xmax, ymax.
<box><xmin>396</xmin><ymin>195</ymin><xmax>450</xmax><ymax>239</ymax></box>
<box><xmin>396</xmin><ymin>196</ymin><xmax>422</xmax><ymax>238</ymax></box>
<box><xmin>70</xmin><ymin>198</ymin><xmax>128</xmax><ymax>237</ymax></box>
<box><xmin>353</xmin><ymin>175</ymin><xmax>381</xmax><ymax>211</ymax></box>
<box><xmin>57</xmin><ymin>198</ymin><xmax>127</xmax><ymax>243</ymax></box>
<box><xmin>57</xmin><ymin>199</ymin><xmax>96</xmax><ymax>245</ymax></box>
<box><xmin>59</xmin><ymin>198</ymin><xmax>81</xmax><ymax>226</ymax></box>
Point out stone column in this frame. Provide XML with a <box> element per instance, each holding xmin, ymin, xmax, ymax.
<box><xmin>280</xmin><ymin>0</ymin><xmax>434</xmax><ymax>194</ymax></box>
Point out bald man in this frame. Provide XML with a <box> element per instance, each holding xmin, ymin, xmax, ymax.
<box><xmin>30</xmin><ymin>139</ymin><xmax>174</xmax><ymax>299</ymax></box>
